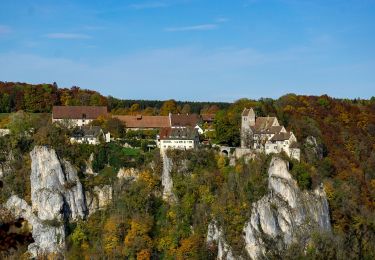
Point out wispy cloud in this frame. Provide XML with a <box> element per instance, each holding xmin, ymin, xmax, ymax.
<box><xmin>129</xmin><ymin>2</ymin><xmax>168</xmax><ymax>10</ymax></box>
<box><xmin>216</xmin><ymin>17</ymin><xmax>229</xmax><ymax>23</ymax></box>
<box><xmin>45</xmin><ymin>33</ymin><xmax>91</xmax><ymax>39</ymax></box>
<box><xmin>165</xmin><ymin>24</ymin><xmax>217</xmax><ymax>32</ymax></box>
<box><xmin>1</xmin><ymin>44</ymin><xmax>374</xmax><ymax>101</ymax></box>
<box><xmin>0</xmin><ymin>25</ymin><xmax>11</xmax><ymax>35</ymax></box>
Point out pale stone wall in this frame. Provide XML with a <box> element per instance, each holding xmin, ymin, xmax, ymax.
<box><xmin>160</xmin><ymin>139</ymin><xmax>196</xmax><ymax>154</ymax></box>
<box><xmin>52</xmin><ymin>118</ymin><xmax>93</xmax><ymax>127</ymax></box>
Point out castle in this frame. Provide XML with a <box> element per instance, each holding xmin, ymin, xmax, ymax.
<box><xmin>241</xmin><ymin>108</ymin><xmax>300</xmax><ymax>161</ymax></box>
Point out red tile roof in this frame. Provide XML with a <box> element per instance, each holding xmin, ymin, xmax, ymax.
<box><xmin>170</xmin><ymin>114</ymin><xmax>199</xmax><ymax>127</ymax></box>
<box><xmin>52</xmin><ymin>106</ymin><xmax>108</xmax><ymax>119</ymax></box>
<box><xmin>113</xmin><ymin>115</ymin><xmax>170</xmax><ymax>128</ymax></box>
<box><xmin>201</xmin><ymin>114</ymin><xmax>216</xmax><ymax>122</ymax></box>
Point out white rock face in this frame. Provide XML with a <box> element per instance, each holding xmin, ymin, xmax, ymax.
<box><xmin>5</xmin><ymin>195</ymin><xmax>65</xmax><ymax>258</ymax></box>
<box><xmin>5</xmin><ymin>146</ymin><xmax>90</xmax><ymax>257</ymax></box>
<box><xmin>30</xmin><ymin>146</ymin><xmax>87</xmax><ymax>221</ymax></box>
<box><xmin>86</xmin><ymin>185</ymin><xmax>113</xmax><ymax>215</ymax></box>
<box><xmin>305</xmin><ymin>136</ymin><xmax>324</xmax><ymax>160</ymax></box>
<box><xmin>117</xmin><ymin>167</ymin><xmax>139</xmax><ymax>181</ymax></box>
<box><xmin>161</xmin><ymin>154</ymin><xmax>176</xmax><ymax>202</ymax></box>
<box><xmin>0</xmin><ymin>150</ymin><xmax>13</xmax><ymax>178</ymax></box>
<box><xmin>85</xmin><ymin>153</ymin><xmax>97</xmax><ymax>176</ymax></box>
<box><xmin>207</xmin><ymin>221</ymin><xmax>236</xmax><ymax>260</ymax></box>
<box><xmin>243</xmin><ymin>157</ymin><xmax>331</xmax><ymax>259</ymax></box>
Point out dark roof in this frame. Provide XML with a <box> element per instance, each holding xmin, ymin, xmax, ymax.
<box><xmin>113</xmin><ymin>115</ymin><xmax>169</xmax><ymax>128</ymax></box>
<box><xmin>269</xmin><ymin>132</ymin><xmax>292</xmax><ymax>142</ymax></box>
<box><xmin>170</xmin><ymin>114</ymin><xmax>199</xmax><ymax>127</ymax></box>
<box><xmin>159</xmin><ymin>127</ymin><xmax>198</xmax><ymax>140</ymax></box>
<box><xmin>201</xmin><ymin>114</ymin><xmax>215</xmax><ymax>122</ymax></box>
<box><xmin>72</xmin><ymin>126</ymin><xmax>102</xmax><ymax>138</ymax></box>
<box><xmin>53</xmin><ymin>106</ymin><xmax>108</xmax><ymax>119</ymax></box>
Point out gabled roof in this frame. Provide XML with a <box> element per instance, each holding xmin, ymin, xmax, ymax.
<box><xmin>113</xmin><ymin>115</ymin><xmax>169</xmax><ymax>128</ymax></box>
<box><xmin>159</xmin><ymin>127</ymin><xmax>198</xmax><ymax>140</ymax></box>
<box><xmin>255</xmin><ymin>117</ymin><xmax>277</xmax><ymax>129</ymax></box>
<box><xmin>53</xmin><ymin>106</ymin><xmax>108</xmax><ymax>119</ymax></box>
<box><xmin>170</xmin><ymin>114</ymin><xmax>200</xmax><ymax>127</ymax></box>
<box><xmin>72</xmin><ymin>126</ymin><xmax>103</xmax><ymax>138</ymax></box>
<box><xmin>242</xmin><ymin>108</ymin><xmax>255</xmax><ymax>117</ymax></box>
<box><xmin>269</xmin><ymin>132</ymin><xmax>292</xmax><ymax>142</ymax></box>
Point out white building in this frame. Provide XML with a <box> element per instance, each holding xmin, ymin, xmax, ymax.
<box><xmin>52</xmin><ymin>106</ymin><xmax>108</xmax><ymax>127</ymax></box>
<box><xmin>157</xmin><ymin>127</ymin><xmax>200</xmax><ymax>154</ymax></box>
<box><xmin>70</xmin><ymin>126</ymin><xmax>110</xmax><ymax>145</ymax></box>
<box><xmin>241</xmin><ymin>108</ymin><xmax>300</xmax><ymax>161</ymax></box>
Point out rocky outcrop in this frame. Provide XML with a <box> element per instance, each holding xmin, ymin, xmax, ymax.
<box><xmin>117</xmin><ymin>167</ymin><xmax>139</xmax><ymax>181</ymax></box>
<box><xmin>85</xmin><ymin>153</ymin><xmax>97</xmax><ymax>176</ymax></box>
<box><xmin>86</xmin><ymin>185</ymin><xmax>113</xmax><ymax>215</ymax></box>
<box><xmin>243</xmin><ymin>157</ymin><xmax>331</xmax><ymax>259</ymax></box>
<box><xmin>30</xmin><ymin>146</ymin><xmax>87</xmax><ymax>221</ymax></box>
<box><xmin>5</xmin><ymin>146</ymin><xmax>89</xmax><ymax>257</ymax></box>
<box><xmin>304</xmin><ymin>136</ymin><xmax>324</xmax><ymax>161</ymax></box>
<box><xmin>5</xmin><ymin>195</ymin><xmax>65</xmax><ymax>257</ymax></box>
<box><xmin>0</xmin><ymin>150</ymin><xmax>13</xmax><ymax>178</ymax></box>
<box><xmin>161</xmin><ymin>154</ymin><xmax>176</xmax><ymax>202</ymax></box>
<box><xmin>207</xmin><ymin>221</ymin><xmax>235</xmax><ymax>260</ymax></box>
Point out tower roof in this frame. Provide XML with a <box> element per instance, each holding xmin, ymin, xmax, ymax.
<box><xmin>242</xmin><ymin>108</ymin><xmax>255</xmax><ymax>117</ymax></box>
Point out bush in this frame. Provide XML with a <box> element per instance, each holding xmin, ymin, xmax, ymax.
<box><xmin>291</xmin><ymin>163</ymin><xmax>312</xmax><ymax>190</ymax></box>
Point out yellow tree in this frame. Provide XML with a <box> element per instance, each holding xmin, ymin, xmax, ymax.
<box><xmin>103</xmin><ymin>216</ymin><xmax>120</xmax><ymax>256</ymax></box>
<box><xmin>160</xmin><ymin>100</ymin><xmax>178</xmax><ymax>115</ymax></box>
<box><xmin>124</xmin><ymin>216</ymin><xmax>153</xmax><ymax>258</ymax></box>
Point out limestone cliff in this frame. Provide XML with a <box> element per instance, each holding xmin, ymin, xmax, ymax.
<box><xmin>207</xmin><ymin>156</ymin><xmax>331</xmax><ymax>260</ymax></box>
<box><xmin>5</xmin><ymin>146</ymin><xmax>88</xmax><ymax>257</ymax></box>
<box><xmin>30</xmin><ymin>146</ymin><xmax>87</xmax><ymax>221</ymax></box>
<box><xmin>86</xmin><ymin>185</ymin><xmax>113</xmax><ymax>215</ymax></box>
<box><xmin>207</xmin><ymin>221</ymin><xmax>235</xmax><ymax>260</ymax></box>
<box><xmin>243</xmin><ymin>157</ymin><xmax>331</xmax><ymax>259</ymax></box>
<box><xmin>161</xmin><ymin>154</ymin><xmax>175</xmax><ymax>201</ymax></box>
<box><xmin>6</xmin><ymin>195</ymin><xmax>65</xmax><ymax>257</ymax></box>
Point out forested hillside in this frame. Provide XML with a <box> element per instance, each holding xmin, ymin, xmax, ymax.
<box><xmin>213</xmin><ymin>95</ymin><xmax>375</xmax><ymax>258</ymax></box>
<box><xmin>0</xmin><ymin>82</ymin><xmax>229</xmax><ymax>115</ymax></box>
<box><xmin>0</xmin><ymin>83</ymin><xmax>374</xmax><ymax>259</ymax></box>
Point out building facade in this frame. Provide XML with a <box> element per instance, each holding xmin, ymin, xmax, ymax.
<box><xmin>157</xmin><ymin>127</ymin><xmax>199</xmax><ymax>154</ymax></box>
<box><xmin>241</xmin><ymin>108</ymin><xmax>300</xmax><ymax>161</ymax></box>
<box><xmin>52</xmin><ymin>106</ymin><xmax>108</xmax><ymax>127</ymax></box>
<box><xmin>70</xmin><ymin>126</ymin><xmax>110</xmax><ymax>145</ymax></box>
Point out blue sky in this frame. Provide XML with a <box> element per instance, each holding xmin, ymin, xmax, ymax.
<box><xmin>0</xmin><ymin>0</ymin><xmax>374</xmax><ymax>101</ymax></box>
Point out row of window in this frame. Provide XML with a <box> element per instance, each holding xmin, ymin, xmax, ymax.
<box><xmin>163</xmin><ymin>145</ymin><xmax>194</xmax><ymax>149</ymax></box>
<box><xmin>162</xmin><ymin>140</ymin><xmax>193</xmax><ymax>144</ymax></box>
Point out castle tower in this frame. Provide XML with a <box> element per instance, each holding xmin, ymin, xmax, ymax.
<box><xmin>241</xmin><ymin>108</ymin><xmax>255</xmax><ymax>148</ymax></box>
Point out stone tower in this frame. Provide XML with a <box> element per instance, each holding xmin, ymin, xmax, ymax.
<box><xmin>241</xmin><ymin>108</ymin><xmax>255</xmax><ymax>148</ymax></box>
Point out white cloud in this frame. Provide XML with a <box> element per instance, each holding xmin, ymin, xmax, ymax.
<box><xmin>129</xmin><ymin>2</ymin><xmax>168</xmax><ymax>10</ymax></box>
<box><xmin>45</xmin><ymin>33</ymin><xmax>91</xmax><ymax>39</ymax></box>
<box><xmin>165</xmin><ymin>24</ymin><xmax>217</xmax><ymax>32</ymax></box>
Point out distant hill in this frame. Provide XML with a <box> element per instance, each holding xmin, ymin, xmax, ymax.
<box><xmin>0</xmin><ymin>81</ymin><xmax>231</xmax><ymax>115</ymax></box>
